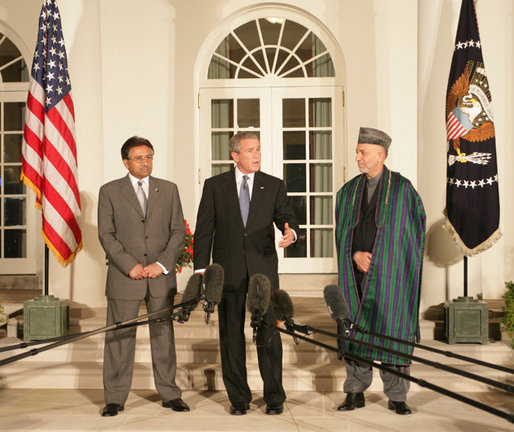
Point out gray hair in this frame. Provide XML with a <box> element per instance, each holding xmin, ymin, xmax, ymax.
<box><xmin>229</xmin><ymin>131</ymin><xmax>260</xmax><ymax>154</ymax></box>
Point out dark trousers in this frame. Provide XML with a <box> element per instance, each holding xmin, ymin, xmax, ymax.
<box><xmin>218</xmin><ymin>288</ymin><xmax>285</xmax><ymax>407</ymax></box>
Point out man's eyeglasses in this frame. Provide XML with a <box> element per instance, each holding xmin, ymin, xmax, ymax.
<box><xmin>128</xmin><ymin>155</ymin><xmax>154</xmax><ymax>163</ymax></box>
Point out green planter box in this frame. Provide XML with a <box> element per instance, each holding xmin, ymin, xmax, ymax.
<box><xmin>23</xmin><ymin>295</ymin><xmax>69</xmax><ymax>341</ymax></box>
<box><xmin>444</xmin><ymin>296</ymin><xmax>488</xmax><ymax>344</ymax></box>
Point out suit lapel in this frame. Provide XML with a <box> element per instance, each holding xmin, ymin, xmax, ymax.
<box><xmin>120</xmin><ymin>174</ymin><xmax>145</xmax><ymax>217</ymax></box>
<box><xmin>246</xmin><ymin>171</ymin><xmax>265</xmax><ymax>228</ymax></box>
<box><xmin>220</xmin><ymin>170</ymin><xmax>245</xmax><ymax>229</ymax></box>
<box><xmin>146</xmin><ymin>176</ymin><xmax>158</xmax><ymax>219</ymax></box>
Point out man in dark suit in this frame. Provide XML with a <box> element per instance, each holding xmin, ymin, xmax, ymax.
<box><xmin>98</xmin><ymin>136</ymin><xmax>189</xmax><ymax>416</ymax></box>
<box><xmin>194</xmin><ymin>132</ymin><xmax>299</xmax><ymax>416</ymax></box>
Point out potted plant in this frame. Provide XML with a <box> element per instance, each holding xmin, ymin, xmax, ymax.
<box><xmin>502</xmin><ymin>281</ymin><xmax>514</xmax><ymax>348</ymax></box>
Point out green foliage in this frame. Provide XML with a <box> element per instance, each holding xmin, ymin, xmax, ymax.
<box><xmin>502</xmin><ymin>281</ymin><xmax>514</xmax><ymax>348</ymax></box>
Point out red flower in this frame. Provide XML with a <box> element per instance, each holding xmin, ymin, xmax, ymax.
<box><xmin>176</xmin><ymin>219</ymin><xmax>194</xmax><ymax>273</ymax></box>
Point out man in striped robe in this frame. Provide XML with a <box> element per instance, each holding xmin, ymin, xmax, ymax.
<box><xmin>335</xmin><ymin>127</ymin><xmax>426</xmax><ymax>415</ymax></box>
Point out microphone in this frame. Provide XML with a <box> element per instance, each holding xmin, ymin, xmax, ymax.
<box><xmin>323</xmin><ymin>284</ymin><xmax>353</xmax><ymax>334</ymax></box>
<box><xmin>246</xmin><ymin>274</ymin><xmax>271</xmax><ymax>342</ymax></box>
<box><xmin>203</xmin><ymin>263</ymin><xmax>224</xmax><ymax>324</ymax></box>
<box><xmin>271</xmin><ymin>289</ymin><xmax>310</xmax><ymax>344</ymax></box>
<box><xmin>177</xmin><ymin>272</ymin><xmax>203</xmax><ymax>323</ymax></box>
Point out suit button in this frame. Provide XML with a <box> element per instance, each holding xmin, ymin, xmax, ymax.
<box><xmin>144</xmin><ymin>253</ymin><xmax>148</xmax><ymax>257</ymax></box>
<box><xmin>244</xmin><ymin>233</ymin><xmax>248</xmax><ymax>237</ymax></box>
<box><xmin>141</xmin><ymin>219</ymin><xmax>145</xmax><ymax>223</ymax></box>
<box><xmin>145</xmin><ymin>236</ymin><xmax>149</xmax><ymax>239</ymax></box>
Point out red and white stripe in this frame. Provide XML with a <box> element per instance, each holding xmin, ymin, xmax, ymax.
<box><xmin>22</xmin><ymin>78</ymin><xmax>82</xmax><ymax>266</ymax></box>
<box><xmin>446</xmin><ymin>111</ymin><xmax>468</xmax><ymax>141</ymax></box>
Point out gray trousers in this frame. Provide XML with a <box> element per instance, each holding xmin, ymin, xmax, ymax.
<box><xmin>343</xmin><ymin>358</ymin><xmax>410</xmax><ymax>402</ymax></box>
<box><xmin>103</xmin><ymin>294</ymin><xmax>181</xmax><ymax>405</ymax></box>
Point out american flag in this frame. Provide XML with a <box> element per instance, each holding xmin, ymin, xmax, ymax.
<box><xmin>21</xmin><ymin>0</ymin><xmax>82</xmax><ymax>266</ymax></box>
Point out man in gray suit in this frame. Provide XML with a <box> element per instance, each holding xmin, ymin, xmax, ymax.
<box><xmin>98</xmin><ymin>136</ymin><xmax>189</xmax><ymax>416</ymax></box>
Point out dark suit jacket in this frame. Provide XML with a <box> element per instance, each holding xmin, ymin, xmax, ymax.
<box><xmin>194</xmin><ymin>170</ymin><xmax>298</xmax><ymax>291</ymax></box>
<box><xmin>98</xmin><ymin>174</ymin><xmax>185</xmax><ymax>300</ymax></box>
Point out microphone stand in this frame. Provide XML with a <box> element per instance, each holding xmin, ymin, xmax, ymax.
<box><xmin>0</xmin><ymin>296</ymin><xmax>202</xmax><ymax>365</ymax></box>
<box><xmin>282</xmin><ymin>322</ymin><xmax>513</xmax><ymax>394</ymax></box>
<box><xmin>349</xmin><ymin>324</ymin><xmax>514</xmax><ymax>374</ymax></box>
<box><xmin>269</xmin><ymin>323</ymin><xmax>514</xmax><ymax>424</ymax></box>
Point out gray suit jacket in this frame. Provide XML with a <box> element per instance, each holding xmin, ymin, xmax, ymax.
<box><xmin>98</xmin><ymin>174</ymin><xmax>185</xmax><ymax>300</ymax></box>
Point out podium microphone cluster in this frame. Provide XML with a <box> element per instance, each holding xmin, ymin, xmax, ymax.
<box><xmin>323</xmin><ymin>284</ymin><xmax>353</xmax><ymax>333</ymax></box>
<box><xmin>203</xmin><ymin>263</ymin><xmax>224</xmax><ymax>324</ymax></box>
<box><xmin>246</xmin><ymin>274</ymin><xmax>271</xmax><ymax>342</ymax></box>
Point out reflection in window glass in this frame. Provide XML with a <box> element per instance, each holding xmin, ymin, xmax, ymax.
<box><xmin>4</xmin><ymin>198</ymin><xmax>26</xmax><ymax>226</ymax></box>
<box><xmin>284</xmin><ymin>164</ymin><xmax>306</xmax><ymax>192</ymax></box>
<box><xmin>283</xmin><ymin>99</ymin><xmax>305</xmax><ymax>128</ymax></box>
<box><xmin>283</xmin><ymin>131</ymin><xmax>305</xmax><ymax>160</ymax></box>
<box><xmin>4</xmin><ymin>134</ymin><xmax>23</xmax><ymax>162</ymax></box>
<box><xmin>4</xmin><ymin>166</ymin><xmax>24</xmax><ymax>194</ymax></box>
<box><xmin>289</xmin><ymin>196</ymin><xmax>306</xmax><ymax>225</ymax></box>
<box><xmin>285</xmin><ymin>228</ymin><xmax>306</xmax><ymax>258</ymax></box>
<box><xmin>4</xmin><ymin>229</ymin><xmax>26</xmax><ymax>258</ymax></box>
<box><xmin>237</xmin><ymin>99</ymin><xmax>260</xmax><ymax>128</ymax></box>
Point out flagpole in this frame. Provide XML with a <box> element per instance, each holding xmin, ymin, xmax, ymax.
<box><xmin>463</xmin><ymin>256</ymin><xmax>468</xmax><ymax>297</ymax></box>
<box><xmin>44</xmin><ymin>245</ymin><xmax>49</xmax><ymax>296</ymax></box>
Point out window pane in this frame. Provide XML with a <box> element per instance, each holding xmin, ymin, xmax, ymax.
<box><xmin>309</xmin><ymin>98</ymin><xmax>331</xmax><ymax>127</ymax></box>
<box><xmin>281</xmin><ymin>20</ymin><xmax>308</xmax><ymax>51</ymax></box>
<box><xmin>237</xmin><ymin>99</ymin><xmax>259</xmax><ymax>128</ymax></box>
<box><xmin>212</xmin><ymin>100</ymin><xmax>233</xmax><ymax>128</ymax></box>
<box><xmin>284</xmin><ymin>164</ymin><xmax>305</xmax><ymax>192</ymax></box>
<box><xmin>240</xmin><ymin>58</ymin><xmax>262</xmax><ymax>78</ymax></box>
<box><xmin>212</xmin><ymin>132</ymin><xmax>232</xmax><ymax>161</ymax></box>
<box><xmin>4</xmin><ymin>229</ymin><xmax>26</xmax><ymax>258</ymax></box>
<box><xmin>283</xmin><ymin>131</ymin><xmax>305</xmax><ymax>160</ymax></box>
<box><xmin>216</xmin><ymin>34</ymin><xmax>246</xmax><ymax>64</ymax></box>
<box><xmin>4</xmin><ymin>197</ymin><xmax>26</xmax><ymax>226</ymax></box>
<box><xmin>310</xmin><ymin>228</ymin><xmax>333</xmax><ymax>257</ymax></box>
<box><xmin>212</xmin><ymin>163</ymin><xmax>233</xmax><ymax>176</ymax></box>
<box><xmin>233</xmin><ymin>20</ymin><xmax>260</xmax><ymax>52</ymax></box>
<box><xmin>280</xmin><ymin>57</ymin><xmax>303</xmax><ymax>77</ymax></box>
<box><xmin>310</xmin><ymin>196</ymin><xmax>332</xmax><ymax>225</ymax></box>
<box><xmin>312</xmin><ymin>53</ymin><xmax>335</xmax><ymax>77</ymax></box>
<box><xmin>289</xmin><ymin>196</ymin><xmax>306</xmax><ymax>225</ymax></box>
<box><xmin>283</xmin><ymin>99</ymin><xmax>305</xmax><ymax>127</ymax></box>
<box><xmin>309</xmin><ymin>131</ymin><xmax>332</xmax><ymax>159</ymax></box>
<box><xmin>4</xmin><ymin>165</ymin><xmax>24</xmax><ymax>194</ymax></box>
<box><xmin>208</xmin><ymin>55</ymin><xmax>233</xmax><ymax>79</ymax></box>
<box><xmin>284</xmin><ymin>228</ymin><xmax>306</xmax><ymax>257</ymax></box>
<box><xmin>2</xmin><ymin>59</ymin><xmax>29</xmax><ymax>83</ymax></box>
<box><xmin>310</xmin><ymin>164</ymin><xmax>332</xmax><ymax>192</ymax></box>
<box><xmin>4</xmin><ymin>103</ymin><xmax>25</xmax><ymax>131</ymax></box>
<box><xmin>4</xmin><ymin>134</ymin><xmax>23</xmax><ymax>162</ymax></box>
<box><xmin>258</xmin><ymin>18</ymin><xmax>282</xmax><ymax>45</ymax></box>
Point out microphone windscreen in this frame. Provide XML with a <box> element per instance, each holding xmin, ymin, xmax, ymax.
<box><xmin>204</xmin><ymin>263</ymin><xmax>224</xmax><ymax>304</ymax></box>
<box><xmin>247</xmin><ymin>273</ymin><xmax>271</xmax><ymax>314</ymax></box>
<box><xmin>181</xmin><ymin>273</ymin><xmax>203</xmax><ymax>305</ymax></box>
<box><xmin>271</xmin><ymin>289</ymin><xmax>294</xmax><ymax>321</ymax></box>
<box><xmin>323</xmin><ymin>284</ymin><xmax>351</xmax><ymax>322</ymax></box>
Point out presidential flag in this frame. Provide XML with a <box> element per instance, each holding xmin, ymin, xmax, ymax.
<box><xmin>444</xmin><ymin>0</ymin><xmax>501</xmax><ymax>256</ymax></box>
<box><xmin>21</xmin><ymin>0</ymin><xmax>82</xmax><ymax>266</ymax></box>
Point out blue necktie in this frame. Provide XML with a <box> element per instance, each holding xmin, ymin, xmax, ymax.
<box><xmin>239</xmin><ymin>175</ymin><xmax>250</xmax><ymax>226</ymax></box>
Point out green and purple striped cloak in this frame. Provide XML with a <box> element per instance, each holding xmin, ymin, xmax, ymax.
<box><xmin>335</xmin><ymin>166</ymin><xmax>426</xmax><ymax>364</ymax></box>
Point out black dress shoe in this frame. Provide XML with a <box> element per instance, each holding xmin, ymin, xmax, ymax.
<box><xmin>337</xmin><ymin>392</ymin><xmax>365</xmax><ymax>411</ymax></box>
<box><xmin>230</xmin><ymin>404</ymin><xmax>250</xmax><ymax>415</ymax></box>
<box><xmin>163</xmin><ymin>398</ymin><xmax>190</xmax><ymax>412</ymax></box>
<box><xmin>265</xmin><ymin>404</ymin><xmax>284</xmax><ymax>415</ymax></box>
<box><xmin>388</xmin><ymin>400</ymin><xmax>412</xmax><ymax>415</ymax></box>
<box><xmin>101</xmin><ymin>403</ymin><xmax>124</xmax><ymax>417</ymax></box>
